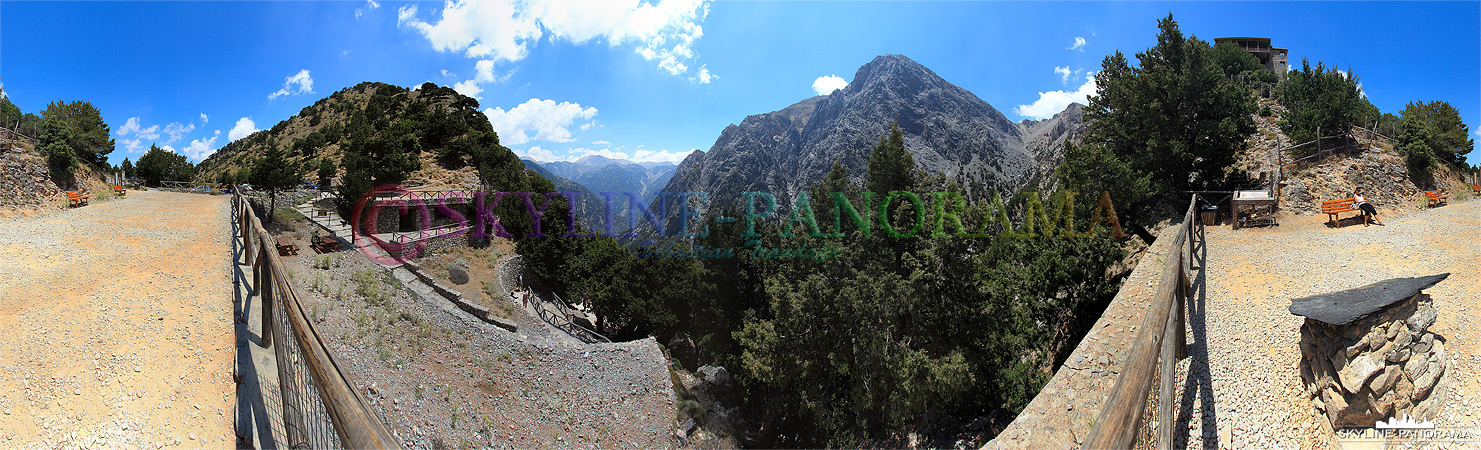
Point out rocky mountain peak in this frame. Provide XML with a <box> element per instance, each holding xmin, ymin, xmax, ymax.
<box><xmin>652</xmin><ymin>54</ymin><xmax>1082</xmax><ymax>235</ymax></box>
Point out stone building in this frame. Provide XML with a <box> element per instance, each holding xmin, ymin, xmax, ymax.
<box><xmin>1214</xmin><ymin>37</ymin><xmax>1289</xmax><ymax>80</ymax></box>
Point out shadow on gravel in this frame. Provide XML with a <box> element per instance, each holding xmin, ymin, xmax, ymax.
<box><xmin>1175</xmin><ymin>222</ymin><xmax>1218</xmax><ymax>448</ymax></box>
<box><xmin>233</xmin><ymin>206</ymin><xmax>277</xmax><ymax>449</ymax></box>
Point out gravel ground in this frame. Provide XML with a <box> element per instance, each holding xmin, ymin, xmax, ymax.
<box><xmin>0</xmin><ymin>190</ymin><xmax>236</xmax><ymax>447</ymax></box>
<box><xmin>1174</xmin><ymin>199</ymin><xmax>1481</xmax><ymax>449</ymax></box>
<box><xmin>266</xmin><ymin>214</ymin><xmax>676</xmax><ymax>448</ymax></box>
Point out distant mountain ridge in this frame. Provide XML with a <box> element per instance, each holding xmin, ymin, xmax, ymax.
<box><xmin>534</xmin><ymin>155</ymin><xmax>677</xmax><ymax>205</ymax></box>
<box><xmin>653</xmin><ymin>54</ymin><xmax>1084</xmax><ymax>234</ymax></box>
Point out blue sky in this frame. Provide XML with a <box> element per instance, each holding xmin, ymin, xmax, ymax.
<box><xmin>2</xmin><ymin>1</ymin><xmax>1477</xmax><ymax>167</ymax></box>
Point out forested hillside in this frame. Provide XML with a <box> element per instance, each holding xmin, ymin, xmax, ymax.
<box><xmin>194</xmin><ymin>82</ymin><xmax>552</xmax><ymax>222</ymax></box>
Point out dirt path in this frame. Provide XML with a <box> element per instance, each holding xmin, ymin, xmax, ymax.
<box><xmin>1177</xmin><ymin>200</ymin><xmax>1481</xmax><ymax>449</ymax></box>
<box><xmin>0</xmin><ymin>191</ymin><xmax>236</xmax><ymax>447</ymax></box>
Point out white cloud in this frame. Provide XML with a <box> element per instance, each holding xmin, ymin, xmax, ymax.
<box><xmin>356</xmin><ymin>0</ymin><xmax>380</xmax><ymax>19</ymax></box>
<box><xmin>631</xmin><ymin>148</ymin><xmax>690</xmax><ymax>164</ymax></box>
<box><xmin>120</xmin><ymin>139</ymin><xmax>146</xmax><ymax>154</ymax></box>
<box><xmin>1068</xmin><ymin>36</ymin><xmax>1086</xmax><ymax>51</ymax></box>
<box><xmin>397</xmin><ymin>4</ymin><xmax>420</xmax><ymax>26</ymax></box>
<box><xmin>1054</xmin><ymin>66</ymin><xmax>1073</xmax><ymax>84</ymax></box>
<box><xmin>452</xmin><ymin>80</ymin><xmax>483</xmax><ymax>99</ymax></box>
<box><xmin>398</xmin><ymin>0</ymin><xmax>711</xmax><ymax>79</ymax></box>
<box><xmin>592</xmin><ymin>140</ymin><xmax>611</xmax><ymax>145</ymax></box>
<box><xmin>183</xmin><ymin>135</ymin><xmax>220</xmax><ymax>161</ymax></box>
<box><xmin>452</xmin><ymin>59</ymin><xmax>508</xmax><ymax>99</ymax></box>
<box><xmin>161</xmin><ymin>145</ymin><xmax>177</xmax><ymax>154</ymax></box>
<box><xmin>163</xmin><ymin>122</ymin><xmax>195</xmax><ymax>143</ymax></box>
<box><xmin>116</xmin><ymin>117</ymin><xmax>160</xmax><ymax>154</ymax></box>
<box><xmin>200</xmin><ymin>113</ymin><xmax>209</xmax><ymax>124</ymax></box>
<box><xmin>812</xmin><ymin>74</ymin><xmax>848</xmax><ymax>95</ymax></box>
<box><xmin>691</xmin><ymin>64</ymin><xmax>716</xmax><ymax>84</ymax></box>
<box><xmin>483</xmin><ymin>98</ymin><xmax>598</xmax><ymax>145</ymax></box>
<box><xmin>441</xmin><ymin>69</ymin><xmax>455</xmax><ymax>78</ymax></box>
<box><xmin>516</xmin><ymin>146</ymin><xmax>563</xmax><ymax>162</ymax></box>
<box><xmin>228</xmin><ymin>117</ymin><xmax>258</xmax><ymax>142</ymax></box>
<box><xmin>267</xmin><ymin>69</ymin><xmax>314</xmax><ymax>100</ymax></box>
<box><xmin>572</xmin><ymin>147</ymin><xmax>631</xmax><ymax>160</ymax></box>
<box><xmin>116</xmin><ymin>117</ymin><xmax>161</xmax><ymax>141</ymax></box>
<box><xmin>1015</xmin><ymin>73</ymin><xmax>1097</xmax><ymax>120</ymax></box>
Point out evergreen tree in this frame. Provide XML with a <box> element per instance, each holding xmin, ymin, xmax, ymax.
<box><xmin>136</xmin><ymin>144</ymin><xmax>196</xmax><ymax>187</ymax></box>
<box><xmin>1061</xmin><ymin>13</ymin><xmax>1255</xmax><ymax>241</ymax></box>
<box><xmin>1398</xmin><ymin>100</ymin><xmax>1474</xmax><ymax>169</ymax></box>
<box><xmin>316</xmin><ymin>157</ymin><xmax>336</xmax><ymax>190</ymax></box>
<box><xmin>249</xmin><ymin>145</ymin><xmax>303</xmax><ymax>223</ymax></box>
<box><xmin>38</xmin><ymin>116</ymin><xmax>77</xmax><ymax>181</ymax></box>
<box><xmin>41</xmin><ymin>100</ymin><xmax>114</xmax><ymax>166</ymax></box>
<box><xmin>1277</xmin><ymin>59</ymin><xmax>1370</xmax><ymax>148</ymax></box>
<box><xmin>336</xmin><ymin>120</ymin><xmax>422</xmax><ymax>216</ymax></box>
<box><xmin>865</xmin><ymin>122</ymin><xmax>916</xmax><ymax>196</ymax></box>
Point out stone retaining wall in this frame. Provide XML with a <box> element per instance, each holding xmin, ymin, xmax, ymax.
<box><xmin>984</xmin><ymin>225</ymin><xmax>1182</xmax><ymax>449</ymax></box>
<box><xmin>399</xmin><ymin>260</ymin><xmax>518</xmax><ymax>332</ymax></box>
<box><xmin>1299</xmin><ymin>293</ymin><xmax>1450</xmax><ymax>427</ymax></box>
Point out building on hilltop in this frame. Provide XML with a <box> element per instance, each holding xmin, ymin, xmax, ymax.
<box><xmin>1214</xmin><ymin>37</ymin><xmax>1288</xmax><ymax>80</ymax></box>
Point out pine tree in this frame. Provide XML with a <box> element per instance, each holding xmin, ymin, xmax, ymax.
<box><xmin>249</xmin><ymin>145</ymin><xmax>303</xmax><ymax>223</ymax></box>
<box><xmin>38</xmin><ymin>117</ymin><xmax>77</xmax><ymax>181</ymax></box>
<box><xmin>1062</xmin><ymin>13</ymin><xmax>1255</xmax><ymax>241</ymax></box>
<box><xmin>316</xmin><ymin>158</ymin><xmax>336</xmax><ymax>190</ymax></box>
<box><xmin>41</xmin><ymin>101</ymin><xmax>114</xmax><ymax>166</ymax></box>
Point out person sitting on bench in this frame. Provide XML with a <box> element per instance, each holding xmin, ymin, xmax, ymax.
<box><xmin>1354</xmin><ymin>187</ymin><xmax>1384</xmax><ymax>227</ymax></box>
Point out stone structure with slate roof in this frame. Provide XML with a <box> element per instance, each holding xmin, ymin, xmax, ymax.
<box><xmin>1290</xmin><ymin>273</ymin><xmax>1452</xmax><ymax>427</ymax></box>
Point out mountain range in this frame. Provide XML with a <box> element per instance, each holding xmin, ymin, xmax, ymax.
<box><xmin>646</xmin><ymin>54</ymin><xmax>1085</xmax><ymax>235</ymax></box>
<box><xmin>531</xmin><ymin>155</ymin><xmax>677</xmax><ymax>205</ymax></box>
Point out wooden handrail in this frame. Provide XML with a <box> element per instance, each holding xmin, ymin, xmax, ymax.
<box><xmin>235</xmin><ymin>190</ymin><xmax>403</xmax><ymax>448</ymax></box>
<box><xmin>1082</xmin><ymin>195</ymin><xmax>1200</xmax><ymax>450</ymax></box>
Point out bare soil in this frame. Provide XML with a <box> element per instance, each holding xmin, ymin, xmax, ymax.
<box><xmin>1177</xmin><ymin>198</ymin><xmax>1481</xmax><ymax>449</ymax></box>
<box><xmin>0</xmin><ymin>190</ymin><xmax>236</xmax><ymax>447</ymax></box>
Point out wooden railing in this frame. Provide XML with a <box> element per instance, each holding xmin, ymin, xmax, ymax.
<box><xmin>1081</xmin><ymin>194</ymin><xmax>1201</xmax><ymax>450</ymax></box>
<box><xmin>235</xmin><ymin>190</ymin><xmax>403</xmax><ymax>449</ymax></box>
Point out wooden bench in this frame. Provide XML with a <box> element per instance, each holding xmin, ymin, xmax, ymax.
<box><xmin>275</xmin><ymin>242</ymin><xmax>300</xmax><ymax>256</ymax></box>
<box><xmin>311</xmin><ymin>234</ymin><xmax>340</xmax><ymax>253</ymax></box>
<box><xmin>66</xmin><ymin>190</ymin><xmax>89</xmax><ymax>207</ymax></box>
<box><xmin>113</xmin><ymin>186</ymin><xmax>126</xmax><ymax>197</ymax></box>
<box><xmin>1425</xmin><ymin>190</ymin><xmax>1447</xmax><ymax>207</ymax></box>
<box><xmin>1322</xmin><ymin>198</ymin><xmax>1360</xmax><ymax>227</ymax></box>
<box><xmin>1472</xmin><ymin>185</ymin><xmax>1480</xmax><ymax>195</ymax></box>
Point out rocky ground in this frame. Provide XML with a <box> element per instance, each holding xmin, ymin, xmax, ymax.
<box><xmin>0</xmin><ymin>190</ymin><xmax>236</xmax><ymax>447</ymax></box>
<box><xmin>1173</xmin><ymin>198</ymin><xmax>1481</xmax><ymax>449</ymax></box>
<box><xmin>262</xmin><ymin>210</ymin><xmax>677</xmax><ymax>448</ymax></box>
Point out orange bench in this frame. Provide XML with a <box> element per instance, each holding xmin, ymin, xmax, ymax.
<box><xmin>1322</xmin><ymin>198</ymin><xmax>1359</xmax><ymax>227</ymax></box>
<box><xmin>113</xmin><ymin>185</ymin><xmax>126</xmax><ymax>197</ymax></box>
<box><xmin>66</xmin><ymin>190</ymin><xmax>89</xmax><ymax>207</ymax></box>
<box><xmin>1425</xmin><ymin>190</ymin><xmax>1447</xmax><ymax>207</ymax></box>
<box><xmin>1472</xmin><ymin>185</ymin><xmax>1479</xmax><ymax>194</ymax></box>
<box><xmin>275</xmin><ymin>242</ymin><xmax>300</xmax><ymax>256</ymax></box>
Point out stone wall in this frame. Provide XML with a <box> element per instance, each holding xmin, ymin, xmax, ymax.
<box><xmin>983</xmin><ymin>225</ymin><xmax>1182</xmax><ymax>449</ymax></box>
<box><xmin>369</xmin><ymin>197</ymin><xmax>477</xmax><ymax>233</ymax></box>
<box><xmin>0</xmin><ymin>150</ymin><xmax>62</xmax><ymax>209</ymax></box>
<box><xmin>1299</xmin><ymin>293</ymin><xmax>1450</xmax><ymax>427</ymax></box>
